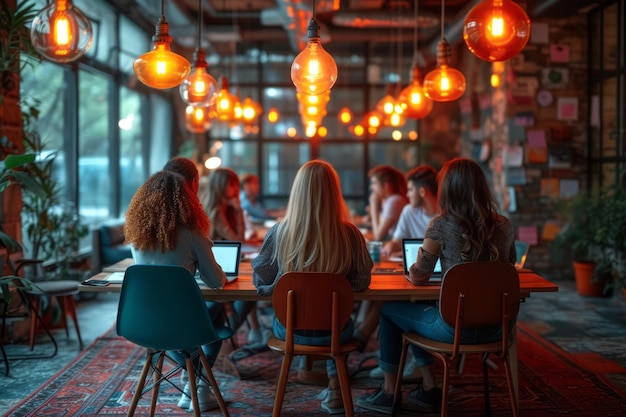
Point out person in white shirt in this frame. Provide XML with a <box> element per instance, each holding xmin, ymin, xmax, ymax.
<box><xmin>356</xmin><ymin>165</ymin><xmax>439</xmax><ymax>381</ymax></box>
<box><xmin>381</xmin><ymin>166</ymin><xmax>439</xmax><ymax>259</ymax></box>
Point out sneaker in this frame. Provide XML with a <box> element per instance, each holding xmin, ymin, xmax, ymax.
<box><xmin>320</xmin><ymin>388</ymin><xmax>344</xmax><ymax>415</ymax></box>
<box><xmin>189</xmin><ymin>382</ymin><xmax>219</xmax><ymax>412</ymax></box>
<box><xmin>356</xmin><ymin>384</ymin><xmax>395</xmax><ymax>414</ymax></box>
<box><xmin>407</xmin><ymin>385</ymin><xmax>442</xmax><ymax>412</ymax></box>
<box><xmin>369</xmin><ymin>360</ymin><xmax>423</xmax><ymax>382</ymax></box>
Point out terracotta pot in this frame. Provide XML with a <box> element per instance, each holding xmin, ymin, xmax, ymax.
<box><xmin>573</xmin><ymin>261</ymin><xmax>607</xmax><ymax>297</ymax></box>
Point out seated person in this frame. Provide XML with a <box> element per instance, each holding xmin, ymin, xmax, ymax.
<box><xmin>240</xmin><ymin>173</ymin><xmax>284</xmax><ymax>223</ymax></box>
<box><xmin>366</xmin><ymin>165</ymin><xmax>408</xmax><ymax>241</ymax></box>
<box><xmin>252</xmin><ymin>160</ymin><xmax>372</xmax><ymax>415</ymax></box>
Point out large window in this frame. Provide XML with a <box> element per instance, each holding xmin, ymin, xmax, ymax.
<box><xmin>588</xmin><ymin>0</ymin><xmax>626</xmax><ymax>188</ymax></box>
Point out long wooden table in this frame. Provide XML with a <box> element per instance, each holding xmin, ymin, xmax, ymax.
<box><xmin>81</xmin><ymin>257</ymin><xmax>557</xmax><ymax>411</ymax></box>
<box><xmin>82</xmin><ymin>258</ymin><xmax>558</xmax><ymax>302</ymax></box>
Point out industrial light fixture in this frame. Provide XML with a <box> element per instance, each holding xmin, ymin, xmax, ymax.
<box><xmin>133</xmin><ymin>0</ymin><xmax>190</xmax><ymax>89</ymax></box>
<box><xmin>179</xmin><ymin>0</ymin><xmax>218</xmax><ymax>105</ymax></box>
<box><xmin>423</xmin><ymin>0</ymin><xmax>466</xmax><ymax>102</ymax></box>
<box><xmin>338</xmin><ymin>107</ymin><xmax>352</xmax><ymax>124</ymax></box>
<box><xmin>291</xmin><ymin>2</ymin><xmax>337</xmax><ymax>96</ymax></box>
<box><xmin>463</xmin><ymin>0</ymin><xmax>531</xmax><ymax>62</ymax></box>
<box><xmin>185</xmin><ymin>103</ymin><xmax>214</xmax><ymax>133</ymax></box>
<box><xmin>267</xmin><ymin>107</ymin><xmax>280</xmax><ymax>123</ymax></box>
<box><xmin>215</xmin><ymin>76</ymin><xmax>236</xmax><ymax>122</ymax></box>
<box><xmin>30</xmin><ymin>0</ymin><xmax>93</xmax><ymax>63</ymax></box>
<box><xmin>398</xmin><ymin>0</ymin><xmax>433</xmax><ymax>119</ymax></box>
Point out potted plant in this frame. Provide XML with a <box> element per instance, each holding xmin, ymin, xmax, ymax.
<box><xmin>553</xmin><ymin>186</ymin><xmax>626</xmax><ymax>297</ymax></box>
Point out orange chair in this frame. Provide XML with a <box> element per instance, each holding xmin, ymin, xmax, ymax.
<box><xmin>268</xmin><ymin>272</ymin><xmax>359</xmax><ymax>417</ymax></box>
<box><xmin>392</xmin><ymin>262</ymin><xmax>521</xmax><ymax>417</ymax></box>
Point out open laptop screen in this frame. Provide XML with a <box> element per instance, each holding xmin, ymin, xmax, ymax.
<box><xmin>402</xmin><ymin>238</ymin><xmax>442</xmax><ymax>277</ymax></box>
<box><xmin>211</xmin><ymin>241</ymin><xmax>242</xmax><ymax>282</ymax></box>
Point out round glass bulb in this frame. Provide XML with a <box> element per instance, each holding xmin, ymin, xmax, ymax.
<box><xmin>30</xmin><ymin>0</ymin><xmax>93</xmax><ymax>63</ymax></box>
<box><xmin>398</xmin><ymin>81</ymin><xmax>434</xmax><ymax>119</ymax></box>
<box><xmin>463</xmin><ymin>0</ymin><xmax>531</xmax><ymax>62</ymax></box>
<box><xmin>291</xmin><ymin>38</ymin><xmax>338</xmax><ymax>96</ymax></box>
<box><xmin>179</xmin><ymin>66</ymin><xmax>218</xmax><ymax>106</ymax></box>
<box><xmin>185</xmin><ymin>103</ymin><xmax>215</xmax><ymax>133</ymax></box>
<box><xmin>424</xmin><ymin>65</ymin><xmax>467</xmax><ymax>102</ymax></box>
<box><xmin>134</xmin><ymin>42</ymin><xmax>191</xmax><ymax>89</ymax></box>
<box><xmin>339</xmin><ymin>107</ymin><xmax>352</xmax><ymax>124</ymax></box>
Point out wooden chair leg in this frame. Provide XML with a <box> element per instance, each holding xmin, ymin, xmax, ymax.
<box><xmin>482</xmin><ymin>353</ymin><xmax>492</xmax><ymax>417</ymax></box>
<box><xmin>186</xmin><ymin>356</ymin><xmax>201</xmax><ymax>417</ymax></box>
<box><xmin>199</xmin><ymin>349</ymin><xmax>231</xmax><ymax>417</ymax></box>
<box><xmin>57</xmin><ymin>296</ymin><xmax>70</xmax><ymax>339</ymax></box>
<box><xmin>392</xmin><ymin>339</ymin><xmax>410</xmax><ymax>412</ymax></box>
<box><xmin>503</xmin><ymin>354</ymin><xmax>519</xmax><ymax>417</ymax></box>
<box><xmin>127</xmin><ymin>349</ymin><xmax>155</xmax><ymax>417</ymax></box>
<box><xmin>439</xmin><ymin>355</ymin><xmax>450</xmax><ymax>417</ymax></box>
<box><xmin>273</xmin><ymin>354</ymin><xmax>293</xmax><ymax>417</ymax></box>
<box><xmin>149</xmin><ymin>352</ymin><xmax>165</xmax><ymax>417</ymax></box>
<box><xmin>335</xmin><ymin>355</ymin><xmax>354</xmax><ymax>417</ymax></box>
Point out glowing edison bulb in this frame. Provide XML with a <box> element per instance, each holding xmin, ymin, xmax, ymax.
<box><xmin>398</xmin><ymin>64</ymin><xmax>434</xmax><ymax>119</ymax></box>
<box><xmin>179</xmin><ymin>50</ymin><xmax>218</xmax><ymax>105</ymax></box>
<box><xmin>463</xmin><ymin>0</ymin><xmax>531</xmax><ymax>62</ymax></box>
<box><xmin>424</xmin><ymin>39</ymin><xmax>466</xmax><ymax>102</ymax></box>
<box><xmin>185</xmin><ymin>103</ymin><xmax>214</xmax><ymax>133</ymax></box>
<box><xmin>339</xmin><ymin>107</ymin><xmax>352</xmax><ymax>124</ymax></box>
<box><xmin>215</xmin><ymin>77</ymin><xmax>236</xmax><ymax>121</ymax></box>
<box><xmin>267</xmin><ymin>107</ymin><xmax>280</xmax><ymax>123</ymax></box>
<box><xmin>291</xmin><ymin>19</ymin><xmax>337</xmax><ymax>95</ymax></box>
<box><xmin>133</xmin><ymin>15</ymin><xmax>190</xmax><ymax>89</ymax></box>
<box><xmin>30</xmin><ymin>0</ymin><xmax>93</xmax><ymax>63</ymax></box>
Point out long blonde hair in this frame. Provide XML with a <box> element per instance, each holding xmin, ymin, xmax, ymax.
<box><xmin>275</xmin><ymin>160</ymin><xmax>368</xmax><ymax>273</ymax></box>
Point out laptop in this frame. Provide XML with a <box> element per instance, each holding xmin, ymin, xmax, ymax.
<box><xmin>210</xmin><ymin>240</ymin><xmax>242</xmax><ymax>283</ymax></box>
<box><xmin>402</xmin><ymin>238</ymin><xmax>443</xmax><ymax>282</ymax></box>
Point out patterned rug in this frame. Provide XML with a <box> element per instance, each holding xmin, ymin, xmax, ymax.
<box><xmin>5</xmin><ymin>323</ymin><xmax>626</xmax><ymax>417</ymax></box>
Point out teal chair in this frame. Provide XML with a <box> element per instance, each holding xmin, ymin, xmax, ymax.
<box><xmin>514</xmin><ymin>240</ymin><xmax>530</xmax><ymax>270</ymax></box>
<box><xmin>116</xmin><ymin>265</ymin><xmax>232</xmax><ymax>417</ymax></box>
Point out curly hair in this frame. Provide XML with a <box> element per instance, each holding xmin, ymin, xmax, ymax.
<box><xmin>163</xmin><ymin>157</ymin><xmax>200</xmax><ymax>193</ymax></box>
<box><xmin>124</xmin><ymin>171</ymin><xmax>209</xmax><ymax>252</ymax></box>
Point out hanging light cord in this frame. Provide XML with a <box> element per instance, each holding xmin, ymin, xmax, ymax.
<box><xmin>440</xmin><ymin>0</ymin><xmax>445</xmax><ymax>40</ymax></box>
<box><xmin>196</xmin><ymin>0</ymin><xmax>202</xmax><ymax>48</ymax></box>
<box><xmin>161</xmin><ymin>0</ymin><xmax>165</xmax><ymax>17</ymax></box>
<box><xmin>413</xmin><ymin>0</ymin><xmax>419</xmax><ymax>61</ymax></box>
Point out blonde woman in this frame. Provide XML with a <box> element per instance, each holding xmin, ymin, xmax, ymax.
<box><xmin>252</xmin><ymin>159</ymin><xmax>372</xmax><ymax>414</ymax></box>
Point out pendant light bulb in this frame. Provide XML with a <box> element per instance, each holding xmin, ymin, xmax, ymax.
<box><xmin>180</xmin><ymin>50</ymin><xmax>218</xmax><ymax>105</ymax></box>
<box><xmin>133</xmin><ymin>13</ymin><xmax>191</xmax><ymax>89</ymax></box>
<box><xmin>463</xmin><ymin>0</ymin><xmax>531</xmax><ymax>62</ymax></box>
<box><xmin>424</xmin><ymin>39</ymin><xmax>466</xmax><ymax>102</ymax></box>
<box><xmin>398</xmin><ymin>63</ymin><xmax>434</xmax><ymax>119</ymax></box>
<box><xmin>291</xmin><ymin>19</ymin><xmax>338</xmax><ymax>96</ymax></box>
<box><xmin>30</xmin><ymin>0</ymin><xmax>93</xmax><ymax>63</ymax></box>
<box><xmin>185</xmin><ymin>103</ymin><xmax>215</xmax><ymax>133</ymax></box>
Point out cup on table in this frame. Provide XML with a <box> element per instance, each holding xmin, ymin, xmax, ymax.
<box><xmin>367</xmin><ymin>241</ymin><xmax>382</xmax><ymax>264</ymax></box>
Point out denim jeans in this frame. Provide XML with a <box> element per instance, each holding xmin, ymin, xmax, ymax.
<box><xmin>272</xmin><ymin>315</ymin><xmax>354</xmax><ymax>378</ymax></box>
<box><xmin>378</xmin><ymin>301</ymin><xmax>501</xmax><ymax>374</ymax></box>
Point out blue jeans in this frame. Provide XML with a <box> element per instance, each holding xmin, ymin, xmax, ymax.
<box><xmin>272</xmin><ymin>316</ymin><xmax>354</xmax><ymax>378</ymax></box>
<box><xmin>378</xmin><ymin>301</ymin><xmax>501</xmax><ymax>374</ymax></box>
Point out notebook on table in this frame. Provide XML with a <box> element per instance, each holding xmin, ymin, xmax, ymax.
<box><xmin>402</xmin><ymin>238</ymin><xmax>443</xmax><ymax>282</ymax></box>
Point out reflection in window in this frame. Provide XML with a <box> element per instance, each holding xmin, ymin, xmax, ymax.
<box><xmin>79</xmin><ymin>70</ymin><xmax>110</xmax><ymax>221</ymax></box>
<box><xmin>120</xmin><ymin>87</ymin><xmax>144</xmax><ymax>212</ymax></box>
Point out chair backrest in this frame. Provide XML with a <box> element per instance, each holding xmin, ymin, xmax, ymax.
<box><xmin>272</xmin><ymin>272</ymin><xmax>354</xmax><ymax>354</ymax></box>
<box><xmin>116</xmin><ymin>264</ymin><xmax>222</xmax><ymax>352</ymax></box>
<box><xmin>439</xmin><ymin>262</ymin><xmax>520</xmax><ymax>355</ymax></box>
<box><xmin>514</xmin><ymin>240</ymin><xmax>529</xmax><ymax>269</ymax></box>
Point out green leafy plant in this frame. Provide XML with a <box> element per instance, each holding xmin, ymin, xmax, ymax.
<box><xmin>0</xmin><ymin>0</ymin><xmax>40</xmax><ymax>93</ymax></box>
<box><xmin>553</xmin><ymin>186</ymin><xmax>626</xmax><ymax>292</ymax></box>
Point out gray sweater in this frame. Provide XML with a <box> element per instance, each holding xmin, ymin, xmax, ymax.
<box><xmin>409</xmin><ymin>214</ymin><xmax>516</xmax><ymax>285</ymax></box>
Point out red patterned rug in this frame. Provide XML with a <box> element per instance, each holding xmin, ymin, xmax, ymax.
<box><xmin>5</xmin><ymin>323</ymin><xmax>626</xmax><ymax>416</ymax></box>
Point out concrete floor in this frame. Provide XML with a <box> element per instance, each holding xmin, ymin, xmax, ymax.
<box><xmin>1</xmin><ymin>278</ymin><xmax>626</xmax><ymax>415</ymax></box>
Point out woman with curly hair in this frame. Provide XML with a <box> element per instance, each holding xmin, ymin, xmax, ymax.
<box><xmin>357</xmin><ymin>158</ymin><xmax>516</xmax><ymax>414</ymax></box>
<box><xmin>124</xmin><ymin>170</ymin><xmax>226</xmax><ymax>412</ymax></box>
<box><xmin>252</xmin><ymin>159</ymin><xmax>372</xmax><ymax>414</ymax></box>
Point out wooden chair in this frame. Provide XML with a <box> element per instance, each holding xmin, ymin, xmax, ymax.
<box><xmin>392</xmin><ymin>262</ymin><xmax>521</xmax><ymax>417</ymax></box>
<box><xmin>117</xmin><ymin>265</ymin><xmax>232</xmax><ymax>417</ymax></box>
<box><xmin>267</xmin><ymin>272</ymin><xmax>360</xmax><ymax>417</ymax></box>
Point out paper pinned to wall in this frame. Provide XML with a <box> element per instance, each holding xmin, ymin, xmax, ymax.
<box><xmin>541</xmin><ymin>221</ymin><xmax>562</xmax><ymax>241</ymax></box>
<box><xmin>550</xmin><ymin>44</ymin><xmax>570</xmax><ymax>63</ymax></box>
<box><xmin>518</xmin><ymin>226</ymin><xmax>538</xmax><ymax>246</ymax></box>
<box><xmin>531</xmin><ymin>22</ymin><xmax>550</xmax><ymax>44</ymax></box>
<box><xmin>503</xmin><ymin>145</ymin><xmax>524</xmax><ymax>167</ymax></box>
<box><xmin>559</xmin><ymin>179</ymin><xmax>579</xmax><ymax>198</ymax></box>
<box><xmin>540</xmin><ymin>178</ymin><xmax>560</xmax><ymax>198</ymax></box>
